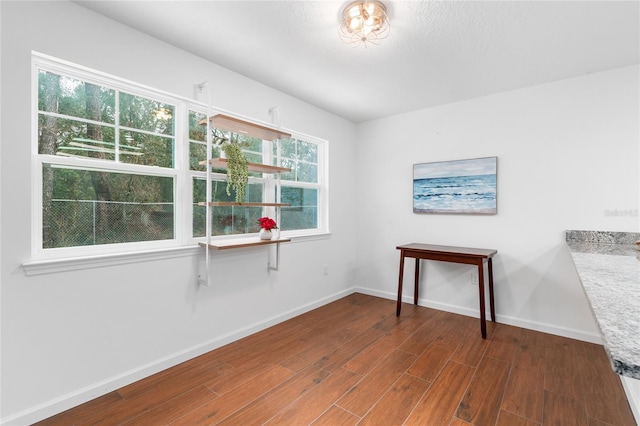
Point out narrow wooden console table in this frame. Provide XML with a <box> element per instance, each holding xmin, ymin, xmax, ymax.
<box><xmin>396</xmin><ymin>243</ymin><xmax>497</xmax><ymax>338</ymax></box>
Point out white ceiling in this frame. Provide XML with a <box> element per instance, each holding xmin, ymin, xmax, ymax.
<box><xmin>74</xmin><ymin>1</ymin><xmax>639</xmax><ymax>123</ymax></box>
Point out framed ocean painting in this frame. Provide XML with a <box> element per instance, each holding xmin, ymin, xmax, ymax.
<box><xmin>413</xmin><ymin>157</ymin><xmax>497</xmax><ymax>214</ymax></box>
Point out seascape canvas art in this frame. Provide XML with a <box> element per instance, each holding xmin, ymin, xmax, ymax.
<box><xmin>413</xmin><ymin>157</ymin><xmax>497</xmax><ymax>214</ymax></box>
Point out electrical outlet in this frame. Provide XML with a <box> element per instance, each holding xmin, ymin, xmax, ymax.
<box><xmin>323</xmin><ymin>265</ymin><xmax>329</xmax><ymax>276</ymax></box>
<box><xmin>470</xmin><ymin>271</ymin><xmax>479</xmax><ymax>285</ymax></box>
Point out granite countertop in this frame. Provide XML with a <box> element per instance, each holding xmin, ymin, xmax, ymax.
<box><xmin>566</xmin><ymin>230</ymin><xmax>640</xmax><ymax>380</ymax></box>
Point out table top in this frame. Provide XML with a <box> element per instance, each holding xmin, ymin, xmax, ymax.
<box><xmin>397</xmin><ymin>243</ymin><xmax>497</xmax><ymax>258</ymax></box>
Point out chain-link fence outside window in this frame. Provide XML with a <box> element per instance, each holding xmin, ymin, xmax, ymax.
<box><xmin>45</xmin><ymin>200</ymin><xmax>174</xmax><ymax>248</ymax></box>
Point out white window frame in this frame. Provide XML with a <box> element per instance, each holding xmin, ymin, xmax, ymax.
<box><xmin>27</xmin><ymin>53</ymin><xmax>328</xmax><ymax>271</ymax></box>
<box><xmin>272</xmin><ymin>134</ymin><xmax>328</xmax><ymax>239</ymax></box>
<box><xmin>31</xmin><ymin>53</ymin><xmax>188</xmax><ymax>261</ymax></box>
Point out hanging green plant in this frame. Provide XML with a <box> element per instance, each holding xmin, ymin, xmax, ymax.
<box><xmin>214</xmin><ymin>131</ymin><xmax>248</xmax><ymax>204</ymax></box>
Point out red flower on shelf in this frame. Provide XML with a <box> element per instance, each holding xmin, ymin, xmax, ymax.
<box><xmin>258</xmin><ymin>217</ymin><xmax>278</xmax><ymax>231</ymax></box>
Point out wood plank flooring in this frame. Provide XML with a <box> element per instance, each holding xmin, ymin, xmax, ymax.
<box><xmin>37</xmin><ymin>293</ymin><xmax>636</xmax><ymax>426</ymax></box>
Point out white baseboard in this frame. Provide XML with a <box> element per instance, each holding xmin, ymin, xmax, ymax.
<box><xmin>1</xmin><ymin>288</ymin><xmax>354</xmax><ymax>426</ymax></box>
<box><xmin>354</xmin><ymin>286</ymin><xmax>603</xmax><ymax>344</ymax></box>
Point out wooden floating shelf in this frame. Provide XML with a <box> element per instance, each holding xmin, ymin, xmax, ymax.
<box><xmin>199</xmin><ymin>114</ymin><xmax>291</xmax><ymax>141</ymax></box>
<box><xmin>199</xmin><ymin>238</ymin><xmax>291</xmax><ymax>250</ymax></box>
<box><xmin>198</xmin><ymin>202</ymin><xmax>291</xmax><ymax>207</ymax></box>
<box><xmin>199</xmin><ymin>158</ymin><xmax>291</xmax><ymax>174</ymax></box>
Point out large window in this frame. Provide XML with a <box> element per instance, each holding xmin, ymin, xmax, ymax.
<box><xmin>33</xmin><ymin>54</ymin><xmax>327</xmax><ymax>260</ymax></box>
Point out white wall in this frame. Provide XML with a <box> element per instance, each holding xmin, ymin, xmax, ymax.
<box><xmin>0</xmin><ymin>1</ymin><xmax>358</xmax><ymax>423</ymax></box>
<box><xmin>355</xmin><ymin>65</ymin><xmax>639</xmax><ymax>340</ymax></box>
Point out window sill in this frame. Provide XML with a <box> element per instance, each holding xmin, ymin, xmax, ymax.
<box><xmin>287</xmin><ymin>232</ymin><xmax>332</xmax><ymax>243</ymax></box>
<box><xmin>22</xmin><ymin>246</ymin><xmax>202</xmax><ymax>276</ymax></box>
<box><xmin>22</xmin><ymin>233</ymin><xmax>331</xmax><ymax>276</ymax></box>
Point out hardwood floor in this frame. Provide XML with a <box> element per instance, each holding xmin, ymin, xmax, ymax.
<box><xmin>37</xmin><ymin>293</ymin><xmax>636</xmax><ymax>426</ymax></box>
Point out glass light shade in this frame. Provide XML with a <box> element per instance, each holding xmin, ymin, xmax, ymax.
<box><xmin>339</xmin><ymin>1</ymin><xmax>390</xmax><ymax>46</ymax></box>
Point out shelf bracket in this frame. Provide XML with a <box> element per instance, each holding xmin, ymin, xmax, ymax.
<box><xmin>267</xmin><ymin>242</ymin><xmax>281</xmax><ymax>272</ymax></box>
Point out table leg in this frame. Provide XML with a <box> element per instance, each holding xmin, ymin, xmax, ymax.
<box><xmin>414</xmin><ymin>258</ymin><xmax>420</xmax><ymax>305</ymax></box>
<box><xmin>396</xmin><ymin>252</ymin><xmax>405</xmax><ymax>316</ymax></box>
<box><xmin>478</xmin><ymin>262</ymin><xmax>487</xmax><ymax>339</ymax></box>
<box><xmin>488</xmin><ymin>258</ymin><xmax>495</xmax><ymax>322</ymax></box>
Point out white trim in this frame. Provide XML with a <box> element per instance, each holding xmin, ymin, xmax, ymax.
<box><xmin>0</xmin><ymin>287</ymin><xmax>353</xmax><ymax>425</ymax></box>
<box><xmin>285</xmin><ymin>231</ymin><xmax>331</xmax><ymax>243</ymax></box>
<box><xmin>31</xmin><ymin>56</ymin><xmax>42</xmax><ymax>263</ymax></box>
<box><xmin>354</xmin><ymin>286</ymin><xmax>603</xmax><ymax>344</ymax></box>
<box><xmin>23</xmin><ymin>246</ymin><xmax>201</xmax><ymax>276</ymax></box>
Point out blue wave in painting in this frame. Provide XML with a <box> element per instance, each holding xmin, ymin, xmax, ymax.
<box><xmin>413</xmin><ymin>174</ymin><xmax>496</xmax><ymax>213</ymax></box>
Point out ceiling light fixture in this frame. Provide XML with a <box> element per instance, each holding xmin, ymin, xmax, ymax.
<box><xmin>339</xmin><ymin>1</ymin><xmax>390</xmax><ymax>47</ymax></box>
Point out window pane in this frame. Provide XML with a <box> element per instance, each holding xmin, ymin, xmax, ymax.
<box><xmin>42</xmin><ymin>165</ymin><xmax>174</xmax><ymax>248</ymax></box>
<box><xmin>38</xmin><ymin>70</ymin><xmax>116</xmax><ymax>124</ymax></box>
<box><xmin>119</xmin><ymin>92</ymin><xmax>174</xmax><ymax>136</ymax></box>
<box><xmin>39</xmin><ymin>115</ymin><xmax>116</xmax><ymax>160</ymax></box>
<box><xmin>239</xmin><ymin>134</ymin><xmax>263</xmax><ymax>152</ymax></box>
<box><xmin>274</xmin><ymin>138</ymin><xmax>318</xmax><ymax>183</ymax></box>
<box><xmin>298</xmin><ymin>163</ymin><xmax>318</xmax><ymax>183</ymax></box>
<box><xmin>190</xmin><ymin>142</ymin><xmax>205</xmax><ymax>171</ymax></box>
<box><xmin>189</xmin><ymin>111</ymin><xmax>206</xmax><ymax>142</ymax></box>
<box><xmin>193</xmin><ymin>179</ymin><xmax>264</xmax><ymax>237</ymax></box>
<box><xmin>277</xmin><ymin>138</ymin><xmax>298</xmax><ymax>159</ymax></box>
<box><xmin>280</xmin><ymin>187</ymin><xmax>318</xmax><ymax>231</ymax></box>
<box><xmin>188</xmin><ymin>111</ymin><xmax>220</xmax><ymax>171</ymax></box>
<box><xmin>243</xmin><ymin>152</ymin><xmax>261</xmax><ymax>163</ymax></box>
<box><xmin>298</xmin><ymin>140</ymin><xmax>318</xmax><ymax>163</ymax></box>
<box><xmin>277</xmin><ymin>158</ymin><xmax>296</xmax><ymax>181</ymax></box>
<box><xmin>274</xmin><ymin>138</ymin><xmax>318</xmax><ymax>163</ymax></box>
<box><xmin>118</xmin><ymin>130</ymin><xmax>174</xmax><ymax>168</ymax></box>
